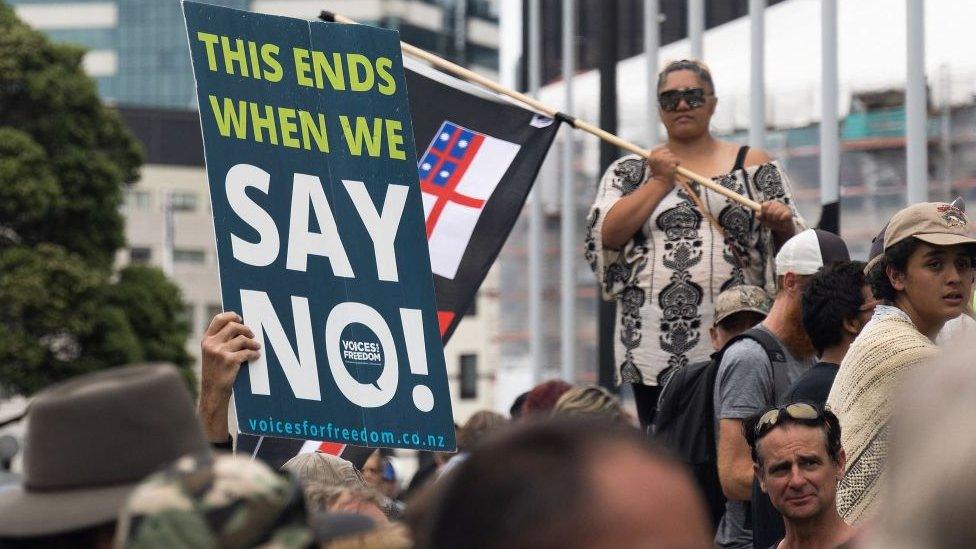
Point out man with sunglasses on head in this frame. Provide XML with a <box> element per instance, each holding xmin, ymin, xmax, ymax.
<box><xmin>586</xmin><ymin>59</ymin><xmax>805</xmax><ymax>431</ymax></box>
<box><xmin>744</xmin><ymin>403</ymin><xmax>855</xmax><ymax>549</ymax></box>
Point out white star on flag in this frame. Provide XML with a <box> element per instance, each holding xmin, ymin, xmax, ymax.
<box><xmin>439</xmin><ymin>170</ymin><xmax>450</xmax><ymax>178</ymax></box>
<box><xmin>422</xmin><ymin>162</ymin><xmax>432</xmax><ymax>170</ymax></box>
<box><xmin>458</xmin><ymin>140</ymin><xmax>468</xmax><ymax>148</ymax></box>
<box><xmin>439</xmin><ymin>132</ymin><xmax>450</xmax><ymax>141</ymax></box>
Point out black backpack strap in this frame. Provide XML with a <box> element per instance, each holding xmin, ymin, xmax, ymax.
<box><xmin>702</xmin><ymin>355</ymin><xmax>722</xmax><ymax>445</ymax></box>
<box><xmin>719</xmin><ymin>327</ymin><xmax>791</xmax><ymax>403</ymax></box>
<box><xmin>733</xmin><ymin>145</ymin><xmax>750</xmax><ymax>172</ymax></box>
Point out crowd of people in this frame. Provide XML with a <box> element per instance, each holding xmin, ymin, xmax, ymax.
<box><xmin>2</xmin><ymin>57</ymin><xmax>976</xmax><ymax>548</ymax></box>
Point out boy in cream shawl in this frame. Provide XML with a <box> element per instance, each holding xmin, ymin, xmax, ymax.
<box><xmin>827</xmin><ymin>202</ymin><xmax>976</xmax><ymax>524</ymax></box>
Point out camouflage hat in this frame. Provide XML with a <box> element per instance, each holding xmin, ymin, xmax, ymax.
<box><xmin>116</xmin><ymin>453</ymin><xmax>374</xmax><ymax>549</ymax></box>
<box><xmin>713</xmin><ymin>285</ymin><xmax>772</xmax><ymax>326</ymax></box>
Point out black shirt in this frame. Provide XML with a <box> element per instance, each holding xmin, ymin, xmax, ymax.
<box><xmin>786</xmin><ymin>362</ymin><xmax>840</xmax><ymax>406</ymax></box>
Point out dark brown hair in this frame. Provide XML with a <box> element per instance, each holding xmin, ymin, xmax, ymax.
<box><xmin>744</xmin><ymin>404</ymin><xmax>843</xmax><ymax>467</ymax></box>
<box><xmin>657</xmin><ymin>59</ymin><xmax>715</xmax><ymax>94</ymax></box>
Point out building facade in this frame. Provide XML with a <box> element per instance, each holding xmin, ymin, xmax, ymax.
<box><xmin>10</xmin><ymin>0</ymin><xmax>500</xmax><ymax>108</ymax></box>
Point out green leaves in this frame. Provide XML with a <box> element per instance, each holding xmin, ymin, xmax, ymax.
<box><xmin>0</xmin><ymin>3</ymin><xmax>192</xmax><ymax>394</ymax></box>
<box><xmin>110</xmin><ymin>266</ymin><xmax>193</xmax><ymax>369</ymax></box>
<box><xmin>0</xmin><ymin>244</ymin><xmax>107</xmax><ymax>392</ymax></box>
<box><xmin>0</xmin><ymin>128</ymin><xmax>60</xmax><ymax>244</ymax></box>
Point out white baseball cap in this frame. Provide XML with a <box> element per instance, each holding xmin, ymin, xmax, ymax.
<box><xmin>775</xmin><ymin>229</ymin><xmax>850</xmax><ymax>276</ymax></box>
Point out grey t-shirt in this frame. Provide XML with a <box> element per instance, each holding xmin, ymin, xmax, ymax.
<box><xmin>712</xmin><ymin>324</ymin><xmax>814</xmax><ymax>549</ymax></box>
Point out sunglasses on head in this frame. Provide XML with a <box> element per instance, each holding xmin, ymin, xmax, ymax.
<box><xmin>755</xmin><ymin>403</ymin><xmax>823</xmax><ymax>437</ymax></box>
<box><xmin>658</xmin><ymin>87</ymin><xmax>709</xmax><ymax>112</ymax></box>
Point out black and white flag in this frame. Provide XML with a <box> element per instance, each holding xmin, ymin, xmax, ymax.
<box><xmin>405</xmin><ymin>58</ymin><xmax>561</xmax><ymax>342</ymax></box>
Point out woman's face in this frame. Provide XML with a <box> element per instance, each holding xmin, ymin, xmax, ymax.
<box><xmin>658</xmin><ymin>69</ymin><xmax>715</xmax><ymax>140</ymax></box>
<box><xmin>890</xmin><ymin>243</ymin><xmax>974</xmax><ymax>331</ymax></box>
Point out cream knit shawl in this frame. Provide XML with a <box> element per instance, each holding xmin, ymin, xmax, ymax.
<box><xmin>826</xmin><ymin>306</ymin><xmax>939</xmax><ymax>525</ymax></box>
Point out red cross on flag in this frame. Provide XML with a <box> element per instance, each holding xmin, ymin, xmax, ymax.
<box><xmin>419</xmin><ymin>121</ymin><xmax>521</xmax><ymax>280</ymax></box>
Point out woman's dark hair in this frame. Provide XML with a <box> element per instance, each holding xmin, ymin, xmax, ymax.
<box><xmin>743</xmin><ymin>404</ymin><xmax>843</xmax><ymax>467</ymax></box>
<box><xmin>657</xmin><ymin>59</ymin><xmax>715</xmax><ymax>94</ymax></box>
<box><xmin>869</xmin><ymin>237</ymin><xmax>924</xmax><ymax>302</ymax></box>
<box><xmin>802</xmin><ymin>260</ymin><xmax>867</xmax><ymax>355</ymax></box>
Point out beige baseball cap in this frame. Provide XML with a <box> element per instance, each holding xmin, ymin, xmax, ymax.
<box><xmin>885</xmin><ymin>202</ymin><xmax>976</xmax><ymax>250</ymax></box>
<box><xmin>713</xmin><ymin>285</ymin><xmax>772</xmax><ymax>326</ymax></box>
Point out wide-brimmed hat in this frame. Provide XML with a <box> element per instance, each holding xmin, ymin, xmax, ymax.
<box><xmin>0</xmin><ymin>364</ymin><xmax>209</xmax><ymax>537</ymax></box>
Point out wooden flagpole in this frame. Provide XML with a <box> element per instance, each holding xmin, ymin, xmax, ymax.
<box><xmin>322</xmin><ymin>11</ymin><xmax>762</xmax><ymax>213</ymax></box>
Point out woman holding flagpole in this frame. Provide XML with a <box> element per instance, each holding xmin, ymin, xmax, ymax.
<box><xmin>585</xmin><ymin>59</ymin><xmax>805</xmax><ymax>428</ymax></box>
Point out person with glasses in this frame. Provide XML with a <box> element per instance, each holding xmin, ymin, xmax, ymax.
<box><xmin>788</xmin><ymin>261</ymin><xmax>877</xmax><ymax>407</ymax></box>
<box><xmin>744</xmin><ymin>403</ymin><xmax>855</xmax><ymax>549</ymax></box>
<box><xmin>585</xmin><ymin>59</ymin><xmax>805</xmax><ymax>431</ymax></box>
<box><xmin>827</xmin><ymin>202</ymin><xmax>976</xmax><ymax>525</ymax></box>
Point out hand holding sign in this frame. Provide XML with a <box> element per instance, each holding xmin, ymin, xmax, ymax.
<box><xmin>198</xmin><ymin>312</ymin><xmax>260</xmax><ymax>443</ymax></box>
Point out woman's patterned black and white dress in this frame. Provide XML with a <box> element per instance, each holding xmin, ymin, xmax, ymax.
<box><xmin>585</xmin><ymin>155</ymin><xmax>805</xmax><ymax>386</ymax></box>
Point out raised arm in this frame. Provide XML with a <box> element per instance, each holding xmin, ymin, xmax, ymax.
<box><xmin>198</xmin><ymin>311</ymin><xmax>261</xmax><ymax>444</ymax></box>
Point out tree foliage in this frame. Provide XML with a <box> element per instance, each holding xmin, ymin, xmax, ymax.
<box><xmin>0</xmin><ymin>3</ymin><xmax>194</xmax><ymax>394</ymax></box>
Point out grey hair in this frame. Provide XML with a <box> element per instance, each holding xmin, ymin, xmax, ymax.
<box><xmin>657</xmin><ymin>59</ymin><xmax>715</xmax><ymax>94</ymax></box>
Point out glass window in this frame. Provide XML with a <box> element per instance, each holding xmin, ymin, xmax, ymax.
<box><xmin>129</xmin><ymin>247</ymin><xmax>152</xmax><ymax>264</ymax></box>
<box><xmin>173</xmin><ymin>248</ymin><xmax>205</xmax><ymax>264</ymax></box>
<box><xmin>169</xmin><ymin>192</ymin><xmax>198</xmax><ymax>212</ymax></box>
<box><xmin>460</xmin><ymin>354</ymin><xmax>478</xmax><ymax>399</ymax></box>
<box><xmin>124</xmin><ymin>190</ymin><xmax>151</xmax><ymax>211</ymax></box>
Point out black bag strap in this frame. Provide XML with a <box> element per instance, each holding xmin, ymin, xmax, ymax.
<box><xmin>733</xmin><ymin>145</ymin><xmax>751</xmax><ymax>172</ymax></box>
<box><xmin>702</xmin><ymin>354</ymin><xmax>722</xmax><ymax>446</ymax></box>
<box><xmin>718</xmin><ymin>327</ymin><xmax>791</xmax><ymax>402</ymax></box>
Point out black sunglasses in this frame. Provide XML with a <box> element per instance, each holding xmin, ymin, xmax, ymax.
<box><xmin>755</xmin><ymin>403</ymin><xmax>822</xmax><ymax>437</ymax></box>
<box><xmin>658</xmin><ymin>87</ymin><xmax>709</xmax><ymax>112</ymax></box>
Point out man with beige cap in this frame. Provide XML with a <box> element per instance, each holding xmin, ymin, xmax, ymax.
<box><xmin>828</xmin><ymin>202</ymin><xmax>976</xmax><ymax>525</ymax></box>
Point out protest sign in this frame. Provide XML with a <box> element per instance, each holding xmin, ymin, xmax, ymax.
<box><xmin>183</xmin><ymin>2</ymin><xmax>455</xmax><ymax>451</ymax></box>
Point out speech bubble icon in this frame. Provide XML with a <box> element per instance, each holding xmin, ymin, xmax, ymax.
<box><xmin>326</xmin><ymin>304</ymin><xmax>399</xmax><ymax>409</ymax></box>
<box><xmin>339</xmin><ymin>325</ymin><xmax>385</xmax><ymax>388</ymax></box>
